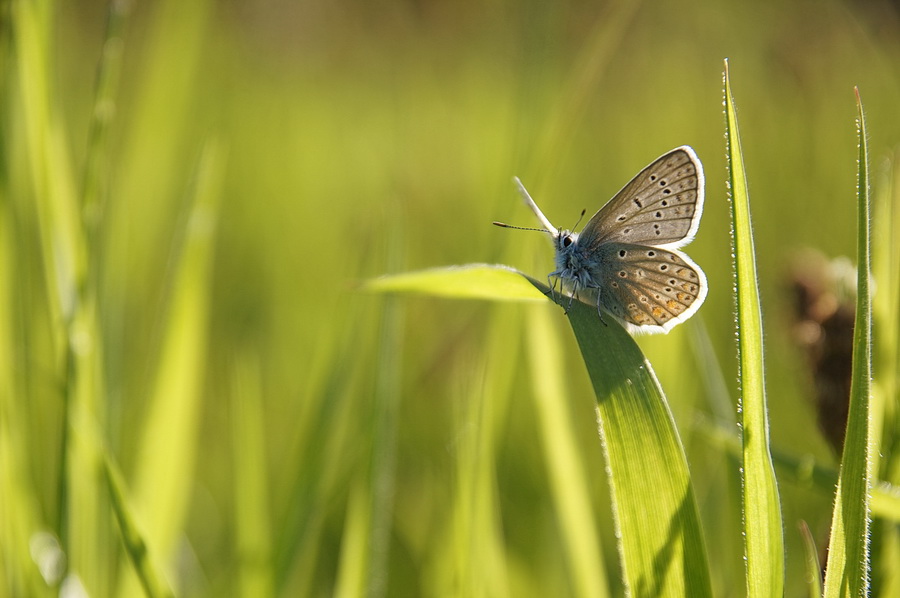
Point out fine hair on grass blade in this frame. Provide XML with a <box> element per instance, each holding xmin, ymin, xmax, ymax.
<box><xmin>723</xmin><ymin>59</ymin><xmax>785</xmax><ymax>597</ymax></box>
<box><xmin>822</xmin><ymin>88</ymin><xmax>874</xmax><ymax>597</ymax></box>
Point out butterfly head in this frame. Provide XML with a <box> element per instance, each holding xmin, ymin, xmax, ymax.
<box><xmin>552</xmin><ymin>228</ymin><xmax>587</xmax><ymax>275</ymax></box>
<box><xmin>553</xmin><ymin>229</ymin><xmax>579</xmax><ymax>258</ymax></box>
<box><xmin>555</xmin><ymin>229</ymin><xmax>578</xmax><ymax>248</ymax></box>
<box><xmin>549</xmin><ymin>207</ymin><xmax>587</xmax><ymax>269</ymax></box>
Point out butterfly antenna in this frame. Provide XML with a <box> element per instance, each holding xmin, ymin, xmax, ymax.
<box><xmin>492</xmin><ymin>221</ymin><xmax>550</xmax><ymax>233</ymax></box>
<box><xmin>572</xmin><ymin>208</ymin><xmax>586</xmax><ymax>230</ymax></box>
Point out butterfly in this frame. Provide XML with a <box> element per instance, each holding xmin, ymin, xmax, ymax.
<box><xmin>495</xmin><ymin>146</ymin><xmax>707</xmax><ymax>334</ymax></box>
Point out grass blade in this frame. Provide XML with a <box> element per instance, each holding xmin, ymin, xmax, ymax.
<box><xmin>371</xmin><ymin>260</ymin><xmax>712</xmax><ymax>593</ymax></box>
<box><xmin>13</xmin><ymin>2</ymin><xmax>113</xmax><ymax>592</ymax></box>
<box><xmin>526</xmin><ymin>305</ymin><xmax>609</xmax><ymax>598</ymax></box>
<box><xmin>103</xmin><ymin>455</ymin><xmax>173</xmax><ymax>598</ymax></box>
<box><xmin>446</xmin><ymin>307</ymin><xmax>517</xmax><ymax>597</ymax></box>
<box><xmin>696</xmin><ymin>418</ymin><xmax>900</xmax><ymax>522</ymax></box>
<box><xmin>870</xmin><ymin>133</ymin><xmax>900</xmax><ymax>596</ymax></box>
<box><xmin>0</xmin><ymin>214</ymin><xmax>53</xmax><ymax>595</ymax></box>
<box><xmin>822</xmin><ymin>87</ymin><xmax>874</xmax><ymax>597</ymax></box>
<box><xmin>229</xmin><ymin>352</ymin><xmax>274</xmax><ymax>597</ymax></box>
<box><xmin>336</xmin><ymin>222</ymin><xmax>405</xmax><ymax>597</ymax></box>
<box><xmin>799</xmin><ymin>521</ymin><xmax>823</xmax><ymax>598</ymax></box>
<box><xmin>723</xmin><ymin>59</ymin><xmax>785</xmax><ymax>597</ymax></box>
<box><xmin>566</xmin><ymin>300</ymin><xmax>712</xmax><ymax>597</ymax></box>
<box><xmin>116</xmin><ymin>140</ymin><xmax>224</xmax><ymax>595</ymax></box>
<box><xmin>364</xmin><ymin>264</ymin><xmax>548</xmax><ymax>302</ymax></box>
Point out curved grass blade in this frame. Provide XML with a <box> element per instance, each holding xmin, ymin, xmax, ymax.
<box><xmin>724</xmin><ymin>59</ymin><xmax>785</xmax><ymax>597</ymax></box>
<box><xmin>822</xmin><ymin>87</ymin><xmax>874</xmax><ymax>597</ymax></box>
<box><xmin>369</xmin><ymin>256</ymin><xmax>711</xmax><ymax>593</ymax></box>
<box><xmin>566</xmin><ymin>299</ymin><xmax>712</xmax><ymax>597</ymax></box>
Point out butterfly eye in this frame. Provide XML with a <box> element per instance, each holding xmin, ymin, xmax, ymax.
<box><xmin>562</xmin><ymin>236</ymin><xmax>574</xmax><ymax>247</ymax></box>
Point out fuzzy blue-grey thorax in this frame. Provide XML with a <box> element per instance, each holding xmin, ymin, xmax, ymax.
<box><xmin>553</xmin><ymin>229</ymin><xmax>595</xmax><ymax>291</ymax></box>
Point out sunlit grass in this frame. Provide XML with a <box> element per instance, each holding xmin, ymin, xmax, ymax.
<box><xmin>822</xmin><ymin>88</ymin><xmax>875</xmax><ymax>598</ymax></box>
<box><xmin>724</xmin><ymin>60</ymin><xmax>784</xmax><ymax>597</ymax></box>
<box><xmin>3</xmin><ymin>0</ymin><xmax>900</xmax><ymax>596</ymax></box>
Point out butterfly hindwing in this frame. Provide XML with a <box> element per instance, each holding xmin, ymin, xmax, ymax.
<box><xmin>589</xmin><ymin>242</ymin><xmax>707</xmax><ymax>332</ymax></box>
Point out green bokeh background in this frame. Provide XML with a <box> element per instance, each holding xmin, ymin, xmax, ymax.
<box><xmin>6</xmin><ymin>0</ymin><xmax>900</xmax><ymax>595</ymax></box>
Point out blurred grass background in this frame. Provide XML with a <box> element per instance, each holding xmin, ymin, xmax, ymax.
<box><xmin>4</xmin><ymin>0</ymin><xmax>900</xmax><ymax>595</ymax></box>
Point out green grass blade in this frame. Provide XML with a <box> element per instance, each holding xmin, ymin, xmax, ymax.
<box><xmin>229</xmin><ymin>353</ymin><xmax>274</xmax><ymax>597</ymax></box>
<box><xmin>361</xmin><ymin>291</ymin><xmax>403</xmax><ymax>597</ymax></box>
<box><xmin>526</xmin><ymin>305</ymin><xmax>609</xmax><ymax>598</ymax></box>
<box><xmin>822</xmin><ymin>88</ymin><xmax>874</xmax><ymax>598</ymax></box>
<box><xmin>695</xmin><ymin>418</ymin><xmax>900</xmax><ymax>522</ymax></box>
<box><xmin>334</xmin><ymin>479</ymin><xmax>372</xmax><ymax>598</ymax></box>
<box><xmin>566</xmin><ymin>300</ymin><xmax>712</xmax><ymax>597</ymax></box>
<box><xmin>446</xmin><ymin>307</ymin><xmax>517</xmax><ymax>597</ymax></box>
<box><xmin>1</xmin><ymin>44</ymin><xmax>58</xmax><ymax>591</ymax></box>
<box><xmin>371</xmin><ymin>259</ymin><xmax>711</xmax><ymax>593</ymax></box>
<box><xmin>116</xmin><ymin>140</ymin><xmax>224</xmax><ymax>595</ymax></box>
<box><xmin>0</xmin><ymin>215</ymin><xmax>53</xmax><ymax>595</ymax></box>
<box><xmin>723</xmin><ymin>59</ymin><xmax>785</xmax><ymax>597</ymax></box>
<box><xmin>364</xmin><ymin>264</ymin><xmax>548</xmax><ymax>302</ymax></box>
<box><xmin>799</xmin><ymin>521</ymin><xmax>823</xmax><ymax>598</ymax></box>
<box><xmin>13</xmin><ymin>0</ymin><xmax>82</xmax><ymax>325</ymax></box>
<box><xmin>336</xmin><ymin>226</ymin><xmax>405</xmax><ymax>597</ymax></box>
<box><xmin>870</xmin><ymin>132</ymin><xmax>900</xmax><ymax>596</ymax></box>
<box><xmin>13</xmin><ymin>2</ymin><xmax>114</xmax><ymax>592</ymax></box>
<box><xmin>103</xmin><ymin>455</ymin><xmax>174</xmax><ymax>598</ymax></box>
<box><xmin>80</xmin><ymin>0</ymin><xmax>130</xmax><ymax>254</ymax></box>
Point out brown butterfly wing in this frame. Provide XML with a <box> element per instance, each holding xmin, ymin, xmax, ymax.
<box><xmin>578</xmin><ymin>146</ymin><xmax>704</xmax><ymax>252</ymax></box>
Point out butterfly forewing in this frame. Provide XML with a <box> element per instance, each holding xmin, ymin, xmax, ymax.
<box><xmin>592</xmin><ymin>243</ymin><xmax>707</xmax><ymax>331</ymax></box>
<box><xmin>578</xmin><ymin>147</ymin><xmax>703</xmax><ymax>250</ymax></box>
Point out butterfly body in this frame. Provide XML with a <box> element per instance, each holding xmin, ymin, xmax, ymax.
<box><xmin>551</xmin><ymin>229</ymin><xmax>589</xmax><ymax>289</ymax></box>
<box><xmin>507</xmin><ymin>146</ymin><xmax>707</xmax><ymax>334</ymax></box>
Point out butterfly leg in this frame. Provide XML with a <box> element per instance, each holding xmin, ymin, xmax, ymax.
<box><xmin>546</xmin><ymin>274</ymin><xmax>557</xmax><ymax>301</ymax></box>
<box><xmin>563</xmin><ymin>279</ymin><xmax>579</xmax><ymax>315</ymax></box>
<box><xmin>595</xmin><ymin>297</ymin><xmax>608</xmax><ymax>327</ymax></box>
<box><xmin>545</xmin><ymin>275</ymin><xmax>559</xmax><ymax>305</ymax></box>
